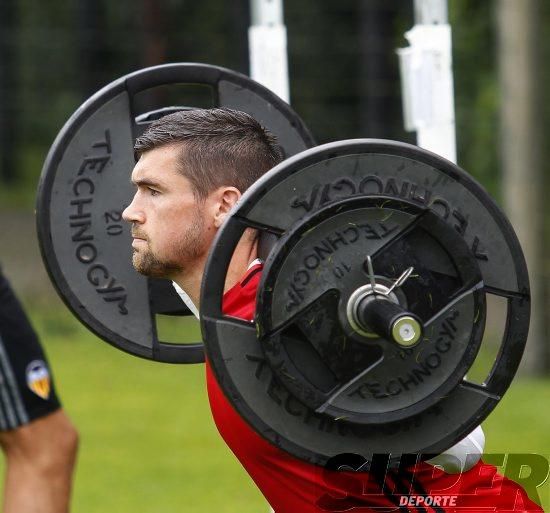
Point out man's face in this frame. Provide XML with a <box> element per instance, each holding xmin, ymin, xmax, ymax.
<box><xmin>122</xmin><ymin>144</ymin><xmax>210</xmax><ymax>279</ymax></box>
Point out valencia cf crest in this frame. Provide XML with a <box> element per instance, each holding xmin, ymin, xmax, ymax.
<box><xmin>26</xmin><ymin>360</ymin><xmax>51</xmax><ymax>400</ymax></box>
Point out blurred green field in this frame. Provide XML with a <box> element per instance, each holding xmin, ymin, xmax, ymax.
<box><xmin>3</xmin><ymin>303</ymin><xmax>549</xmax><ymax>512</ymax></box>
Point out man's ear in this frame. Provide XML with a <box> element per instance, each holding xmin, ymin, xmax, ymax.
<box><xmin>213</xmin><ymin>186</ymin><xmax>241</xmax><ymax>228</ymax></box>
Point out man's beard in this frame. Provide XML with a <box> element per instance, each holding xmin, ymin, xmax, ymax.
<box><xmin>132</xmin><ymin>214</ymin><xmax>205</xmax><ymax>279</ymax></box>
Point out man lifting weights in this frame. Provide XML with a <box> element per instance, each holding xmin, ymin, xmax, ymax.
<box><xmin>121</xmin><ymin>108</ymin><xmax>541</xmax><ymax>512</ymax></box>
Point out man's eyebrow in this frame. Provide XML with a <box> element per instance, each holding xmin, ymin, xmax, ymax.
<box><xmin>131</xmin><ymin>177</ymin><xmax>164</xmax><ymax>188</ymax></box>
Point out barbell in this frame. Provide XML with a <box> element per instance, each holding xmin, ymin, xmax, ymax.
<box><xmin>36</xmin><ymin>63</ymin><xmax>529</xmax><ymax>465</ymax></box>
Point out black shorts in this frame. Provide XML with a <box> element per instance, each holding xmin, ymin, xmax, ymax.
<box><xmin>0</xmin><ymin>267</ymin><xmax>61</xmax><ymax>429</ymax></box>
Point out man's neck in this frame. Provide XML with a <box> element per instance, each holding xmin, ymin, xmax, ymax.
<box><xmin>174</xmin><ymin>235</ymin><xmax>259</xmax><ymax>309</ymax></box>
<box><xmin>173</xmin><ymin>264</ymin><xmax>205</xmax><ymax>309</ymax></box>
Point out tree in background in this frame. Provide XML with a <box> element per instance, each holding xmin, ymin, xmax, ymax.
<box><xmin>498</xmin><ymin>0</ymin><xmax>546</xmax><ymax>374</ymax></box>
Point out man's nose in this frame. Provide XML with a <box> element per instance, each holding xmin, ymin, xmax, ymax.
<box><xmin>122</xmin><ymin>195</ymin><xmax>144</xmax><ymax>224</ymax></box>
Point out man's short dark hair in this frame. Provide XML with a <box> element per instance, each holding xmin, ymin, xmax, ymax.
<box><xmin>134</xmin><ymin>108</ymin><xmax>283</xmax><ymax>199</ymax></box>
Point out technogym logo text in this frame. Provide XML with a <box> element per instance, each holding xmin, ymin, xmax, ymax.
<box><xmin>316</xmin><ymin>453</ymin><xmax>549</xmax><ymax>511</ymax></box>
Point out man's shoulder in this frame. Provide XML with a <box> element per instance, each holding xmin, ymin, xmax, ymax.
<box><xmin>222</xmin><ymin>261</ymin><xmax>263</xmax><ymax>321</ymax></box>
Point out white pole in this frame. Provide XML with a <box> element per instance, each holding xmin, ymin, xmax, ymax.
<box><xmin>397</xmin><ymin>0</ymin><xmax>456</xmax><ymax>163</ymax></box>
<box><xmin>397</xmin><ymin>0</ymin><xmax>488</xmax><ymax>459</ymax></box>
<box><xmin>248</xmin><ymin>0</ymin><xmax>290</xmax><ymax>103</ymax></box>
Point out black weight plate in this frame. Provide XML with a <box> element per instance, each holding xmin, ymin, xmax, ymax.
<box><xmin>202</xmin><ymin>139</ymin><xmax>530</xmax><ymax>466</ymax></box>
<box><xmin>37</xmin><ymin>63</ymin><xmax>315</xmax><ymax>364</ymax></box>
<box><xmin>257</xmin><ymin>197</ymin><xmax>486</xmax><ymax>425</ymax></box>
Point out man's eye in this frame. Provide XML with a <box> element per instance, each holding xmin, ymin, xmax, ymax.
<box><xmin>148</xmin><ymin>188</ymin><xmax>159</xmax><ymax>196</ymax></box>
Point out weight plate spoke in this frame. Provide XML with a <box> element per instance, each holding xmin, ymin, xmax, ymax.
<box><xmin>484</xmin><ymin>285</ymin><xmax>530</xmax><ymax>300</ymax></box>
<box><xmin>314</xmin><ymin>356</ymin><xmax>384</xmax><ymax>416</ymax></box>
<box><xmin>424</xmin><ymin>282</ymin><xmax>485</xmax><ymax>328</ymax></box>
<box><xmin>233</xmin><ymin>215</ymin><xmax>286</xmax><ymax>236</ymax></box>
<box><xmin>202</xmin><ymin>315</ymin><xmax>259</xmax><ymax>366</ymax></box>
<box><xmin>458</xmin><ymin>380</ymin><xmax>501</xmax><ymax>401</ymax></box>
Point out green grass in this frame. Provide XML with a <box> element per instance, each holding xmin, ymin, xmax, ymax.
<box><xmin>4</xmin><ymin>305</ymin><xmax>550</xmax><ymax>512</ymax></box>
<box><xmin>482</xmin><ymin>380</ymin><xmax>550</xmax><ymax>510</ymax></box>
<box><xmin>20</xmin><ymin>306</ymin><xmax>267</xmax><ymax>513</ymax></box>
